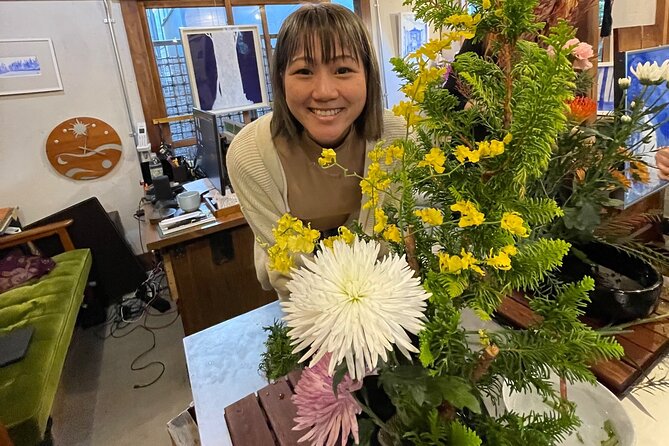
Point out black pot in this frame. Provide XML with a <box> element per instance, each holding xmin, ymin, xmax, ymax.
<box><xmin>559</xmin><ymin>241</ymin><xmax>662</xmax><ymax>324</ymax></box>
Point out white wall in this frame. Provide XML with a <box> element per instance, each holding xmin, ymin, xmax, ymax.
<box><xmin>0</xmin><ymin>0</ymin><xmax>145</xmax><ymax>253</ymax></box>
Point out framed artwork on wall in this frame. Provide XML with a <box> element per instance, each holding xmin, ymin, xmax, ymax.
<box><xmin>597</xmin><ymin>63</ymin><xmax>615</xmax><ymax>115</ymax></box>
<box><xmin>399</xmin><ymin>13</ymin><xmax>428</xmax><ymax>58</ymax></box>
<box><xmin>0</xmin><ymin>38</ymin><xmax>62</xmax><ymax>96</ymax></box>
<box><xmin>180</xmin><ymin>25</ymin><xmax>269</xmax><ymax>115</ymax></box>
<box><xmin>623</xmin><ymin>44</ymin><xmax>669</xmax><ymax>208</ymax></box>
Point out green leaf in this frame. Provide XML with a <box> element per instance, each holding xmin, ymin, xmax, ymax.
<box><xmin>450</xmin><ymin>421</ymin><xmax>483</xmax><ymax>446</ymax></box>
<box><xmin>357</xmin><ymin>418</ymin><xmax>377</xmax><ymax>446</ymax></box>
<box><xmin>436</xmin><ymin>377</ymin><xmax>482</xmax><ymax>414</ymax></box>
<box><xmin>419</xmin><ymin>338</ymin><xmax>435</xmax><ymax>368</ymax></box>
<box><xmin>331</xmin><ymin>362</ymin><xmax>349</xmax><ymax>397</ymax></box>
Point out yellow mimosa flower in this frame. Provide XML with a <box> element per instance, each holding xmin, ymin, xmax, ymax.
<box><xmin>503</xmin><ymin>133</ymin><xmax>513</xmax><ymax>144</ymax></box>
<box><xmin>318</xmin><ymin>148</ymin><xmax>337</xmax><ymax>167</ymax></box>
<box><xmin>384</xmin><ymin>145</ymin><xmax>405</xmax><ymax>165</ymax></box>
<box><xmin>418</xmin><ymin>148</ymin><xmax>446</xmax><ymax>173</ymax></box>
<box><xmin>338</xmin><ymin>226</ymin><xmax>356</xmax><ymax>244</ymax></box>
<box><xmin>451</xmin><ymin>201</ymin><xmax>485</xmax><ymax>227</ymax></box>
<box><xmin>485</xmin><ymin>251</ymin><xmax>512</xmax><ymax>271</ymax></box>
<box><xmin>483</xmin><ymin>0</ymin><xmax>492</xmax><ymax>9</ymax></box>
<box><xmin>392</xmin><ymin>101</ymin><xmax>423</xmax><ymax>127</ymax></box>
<box><xmin>383</xmin><ymin>224</ymin><xmax>402</xmax><ymax>243</ymax></box>
<box><xmin>414</xmin><ymin>208</ymin><xmax>444</xmax><ymax>226</ymax></box>
<box><xmin>374</xmin><ymin>208</ymin><xmax>388</xmax><ymax>234</ymax></box>
<box><xmin>501</xmin><ymin>212</ymin><xmax>529</xmax><ymax>237</ymax></box>
<box><xmin>501</xmin><ymin>245</ymin><xmax>518</xmax><ymax>256</ymax></box>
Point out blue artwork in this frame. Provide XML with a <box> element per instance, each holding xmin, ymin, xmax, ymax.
<box><xmin>400</xmin><ymin>13</ymin><xmax>428</xmax><ymax>58</ymax></box>
<box><xmin>0</xmin><ymin>56</ymin><xmax>41</xmax><ymax>77</ymax></box>
<box><xmin>624</xmin><ymin>45</ymin><xmax>669</xmax><ymax>207</ymax></box>
<box><xmin>597</xmin><ymin>64</ymin><xmax>614</xmax><ymax>114</ymax></box>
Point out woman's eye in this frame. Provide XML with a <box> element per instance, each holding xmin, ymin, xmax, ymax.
<box><xmin>335</xmin><ymin>67</ymin><xmax>353</xmax><ymax>75</ymax></box>
<box><xmin>293</xmin><ymin>68</ymin><xmax>312</xmax><ymax>75</ymax></box>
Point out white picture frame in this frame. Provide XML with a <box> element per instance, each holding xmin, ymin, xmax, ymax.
<box><xmin>181</xmin><ymin>25</ymin><xmax>269</xmax><ymax>115</ymax></box>
<box><xmin>399</xmin><ymin>13</ymin><xmax>429</xmax><ymax>58</ymax></box>
<box><xmin>0</xmin><ymin>38</ymin><xmax>63</xmax><ymax>96</ymax></box>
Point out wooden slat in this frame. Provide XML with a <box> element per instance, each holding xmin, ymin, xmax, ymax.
<box><xmin>225</xmin><ymin>394</ymin><xmax>275</xmax><ymax>446</ymax></box>
<box><xmin>618</xmin><ymin>325</ymin><xmax>669</xmax><ymax>353</ymax></box>
<box><xmin>497</xmin><ymin>297</ymin><xmax>542</xmax><ymax>327</ymax></box>
<box><xmin>614</xmin><ymin>336</ymin><xmax>654</xmax><ymax>369</ymax></box>
<box><xmin>258</xmin><ymin>379</ymin><xmax>305</xmax><ymax>446</ymax></box>
<box><xmin>287</xmin><ymin>369</ymin><xmax>302</xmax><ymax>389</ymax></box>
<box><xmin>591</xmin><ymin>359</ymin><xmax>641</xmax><ymax>395</ymax></box>
<box><xmin>0</xmin><ymin>219</ymin><xmax>74</xmax><ymax>251</ymax></box>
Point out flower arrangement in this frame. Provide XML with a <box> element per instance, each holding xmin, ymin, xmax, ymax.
<box><xmin>255</xmin><ymin>1</ymin><xmax>652</xmax><ymax>444</ymax></box>
<box><xmin>534</xmin><ymin>44</ymin><xmax>669</xmax><ymax>269</ymax></box>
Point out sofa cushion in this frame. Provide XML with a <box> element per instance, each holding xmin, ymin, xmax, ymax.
<box><xmin>0</xmin><ymin>248</ymin><xmax>91</xmax><ymax>446</ymax></box>
<box><xmin>0</xmin><ymin>249</ymin><xmax>56</xmax><ymax>294</ymax></box>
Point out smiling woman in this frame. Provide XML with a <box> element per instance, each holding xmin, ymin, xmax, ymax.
<box><xmin>226</xmin><ymin>3</ymin><xmax>407</xmax><ymax>300</ymax></box>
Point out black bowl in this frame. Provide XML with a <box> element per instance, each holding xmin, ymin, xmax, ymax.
<box><xmin>559</xmin><ymin>241</ymin><xmax>662</xmax><ymax>324</ymax></box>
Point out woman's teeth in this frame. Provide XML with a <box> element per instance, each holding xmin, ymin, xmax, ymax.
<box><xmin>312</xmin><ymin>108</ymin><xmax>342</xmax><ymax>117</ymax></box>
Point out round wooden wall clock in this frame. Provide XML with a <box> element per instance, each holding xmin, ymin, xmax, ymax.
<box><xmin>46</xmin><ymin>117</ymin><xmax>123</xmax><ymax>180</ymax></box>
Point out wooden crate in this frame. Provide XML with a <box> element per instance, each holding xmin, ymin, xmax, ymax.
<box><xmin>497</xmin><ymin>291</ymin><xmax>669</xmax><ymax>396</ymax></box>
<box><xmin>225</xmin><ymin>370</ymin><xmax>304</xmax><ymax>445</ymax></box>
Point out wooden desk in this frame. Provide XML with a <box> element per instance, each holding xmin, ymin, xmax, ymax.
<box><xmin>140</xmin><ymin>199</ymin><xmax>276</xmax><ymax>335</ymax></box>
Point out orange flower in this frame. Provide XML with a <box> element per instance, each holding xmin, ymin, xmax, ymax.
<box><xmin>567</xmin><ymin>96</ymin><xmax>597</xmax><ymax>123</ymax></box>
<box><xmin>610</xmin><ymin>169</ymin><xmax>631</xmax><ymax>189</ymax></box>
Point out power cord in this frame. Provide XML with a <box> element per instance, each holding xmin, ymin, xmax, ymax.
<box><xmin>94</xmin><ymin>262</ymin><xmax>180</xmax><ymax>388</ymax></box>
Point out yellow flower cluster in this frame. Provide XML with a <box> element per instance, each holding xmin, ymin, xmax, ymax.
<box><xmin>408</xmin><ymin>38</ymin><xmax>453</xmax><ymax>61</ymax></box>
<box><xmin>383</xmin><ymin>224</ymin><xmax>402</xmax><ymax>243</ymax></box>
<box><xmin>450</xmin><ymin>200</ymin><xmax>485</xmax><ymax>227</ymax></box>
<box><xmin>438</xmin><ymin>249</ymin><xmax>484</xmax><ymax>275</ymax></box>
<box><xmin>372</xmin><ymin>208</ymin><xmax>402</xmax><ymax>243</ymax></box>
<box><xmin>484</xmin><ymin>245</ymin><xmax>518</xmax><ymax>271</ymax></box>
<box><xmin>414</xmin><ymin>208</ymin><xmax>444</xmax><ymax>226</ymax></box>
<box><xmin>392</xmin><ymin>100</ymin><xmax>422</xmax><ymax>127</ymax></box>
<box><xmin>268</xmin><ymin>214</ymin><xmax>321</xmax><ymax>274</ymax></box>
<box><xmin>369</xmin><ymin>143</ymin><xmax>405</xmax><ymax>166</ymax></box>
<box><xmin>483</xmin><ymin>0</ymin><xmax>492</xmax><ymax>9</ymax></box>
<box><xmin>360</xmin><ymin>162</ymin><xmax>392</xmax><ymax>209</ymax></box>
<box><xmin>401</xmin><ymin>66</ymin><xmax>447</xmax><ymax>102</ymax></box>
<box><xmin>318</xmin><ymin>148</ymin><xmax>337</xmax><ymax>167</ymax></box>
<box><xmin>500</xmin><ymin>212</ymin><xmax>528</xmax><ymax>237</ymax></box>
<box><xmin>454</xmin><ymin>136</ymin><xmax>510</xmax><ymax>164</ymax></box>
<box><xmin>322</xmin><ymin>226</ymin><xmax>356</xmax><ymax>249</ymax></box>
<box><xmin>417</xmin><ymin>148</ymin><xmax>446</xmax><ymax>174</ymax></box>
<box><xmin>445</xmin><ymin>13</ymin><xmax>481</xmax><ymax>29</ymax></box>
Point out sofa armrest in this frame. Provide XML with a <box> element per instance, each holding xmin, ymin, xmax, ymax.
<box><xmin>0</xmin><ymin>219</ymin><xmax>75</xmax><ymax>252</ymax></box>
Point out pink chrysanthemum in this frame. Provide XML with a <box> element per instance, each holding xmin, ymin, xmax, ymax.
<box><xmin>292</xmin><ymin>354</ymin><xmax>363</xmax><ymax>446</ymax></box>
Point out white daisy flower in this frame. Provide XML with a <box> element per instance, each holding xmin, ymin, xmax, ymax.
<box><xmin>631</xmin><ymin>61</ymin><xmax>669</xmax><ymax>85</ymax></box>
<box><xmin>618</xmin><ymin>77</ymin><xmax>631</xmax><ymax>89</ymax></box>
<box><xmin>282</xmin><ymin>237</ymin><xmax>430</xmax><ymax>381</ymax></box>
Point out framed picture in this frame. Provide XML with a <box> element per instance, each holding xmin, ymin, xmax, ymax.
<box><xmin>623</xmin><ymin>44</ymin><xmax>669</xmax><ymax>208</ymax></box>
<box><xmin>597</xmin><ymin>63</ymin><xmax>615</xmax><ymax>115</ymax></box>
<box><xmin>0</xmin><ymin>38</ymin><xmax>62</xmax><ymax>96</ymax></box>
<box><xmin>399</xmin><ymin>13</ymin><xmax>428</xmax><ymax>58</ymax></box>
<box><xmin>181</xmin><ymin>25</ymin><xmax>269</xmax><ymax>115</ymax></box>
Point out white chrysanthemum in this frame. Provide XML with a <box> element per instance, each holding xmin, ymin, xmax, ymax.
<box><xmin>630</xmin><ymin>61</ymin><xmax>669</xmax><ymax>85</ymax></box>
<box><xmin>281</xmin><ymin>237</ymin><xmax>430</xmax><ymax>381</ymax></box>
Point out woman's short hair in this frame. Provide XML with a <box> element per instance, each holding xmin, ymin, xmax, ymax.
<box><xmin>270</xmin><ymin>3</ymin><xmax>383</xmax><ymax>143</ymax></box>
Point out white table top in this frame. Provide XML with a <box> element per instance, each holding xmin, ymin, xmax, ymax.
<box><xmin>184</xmin><ymin>302</ymin><xmax>669</xmax><ymax>446</ymax></box>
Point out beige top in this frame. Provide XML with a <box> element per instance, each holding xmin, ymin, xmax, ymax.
<box><xmin>275</xmin><ymin>128</ymin><xmax>365</xmax><ymax>232</ymax></box>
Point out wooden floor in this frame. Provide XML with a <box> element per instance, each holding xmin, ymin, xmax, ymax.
<box><xmin>498</xmin><ymin>291</ymin><xmax>669</xmax><ymax>396</ymax></box>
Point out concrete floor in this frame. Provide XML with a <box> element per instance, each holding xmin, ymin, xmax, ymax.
<box><xmin>51</xmin><ymin>305</ymin><xmax>193</xmax><ymax>445</ymax></box>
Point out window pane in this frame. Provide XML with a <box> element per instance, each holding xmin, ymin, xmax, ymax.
<box><xmin>331</xmin><ymin>0</ymin><xmax>355</xmax><ymax>11</ymax></box>
<box><xmin>146</xmin><ymin>7</ymin><xmax>228</xmax><ymax>142</ymax></box>
<box><xmin>265</xmin><ymin>5</ymin><xmax>302</xmax><ymax>35</ymax></box>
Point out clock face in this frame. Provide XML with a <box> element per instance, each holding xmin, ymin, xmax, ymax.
<box><xmin>46</xmin><ymin>117</ymin><xmax>123</xmax><ymax>180</ymax></box>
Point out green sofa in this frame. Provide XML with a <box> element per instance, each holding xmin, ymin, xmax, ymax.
<box><xmin>0</xmin><ymin>220</ymin><xmax>91</xmax><ymax>446</ymax></box>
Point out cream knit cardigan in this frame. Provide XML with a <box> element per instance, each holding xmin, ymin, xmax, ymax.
<box><xmin>226</xmin><ymin>110</ymin><xmax>407</xmax><ymax>300</ymax></box>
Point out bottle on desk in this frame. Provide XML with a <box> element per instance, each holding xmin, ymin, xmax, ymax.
<box><xmin>149</xmin><ymin>153</ymin><xmax>163</xmax><ymax>180</ymax></box>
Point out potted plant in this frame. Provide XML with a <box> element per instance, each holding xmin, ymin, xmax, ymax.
<box><xmin>257</xmin><ymin>0</ymin><xmax>643</xmax><ymax>444</ymax></box>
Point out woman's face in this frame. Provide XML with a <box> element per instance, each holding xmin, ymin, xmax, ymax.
<box><xmin>283</xmin><ymin>43</ymin><xmax>367</xmax><ymax>147</ymax></box>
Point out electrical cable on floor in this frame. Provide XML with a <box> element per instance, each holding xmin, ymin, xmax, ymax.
<box><xmin>92</xmin><ymin>261</ymin><xmax>180</xmax><ymax>388</ymax></box>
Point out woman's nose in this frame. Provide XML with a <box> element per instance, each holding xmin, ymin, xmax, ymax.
<box><xmin>312</xmin><ymin>73</ymin><xmax>338</xmax><ymax>101</ymax></box>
